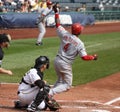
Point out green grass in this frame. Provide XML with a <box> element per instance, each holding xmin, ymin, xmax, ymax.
<box><xmin>0</xmin><ymin>32</ymin><xmax>120</xmax><ymax>86</ymax></box>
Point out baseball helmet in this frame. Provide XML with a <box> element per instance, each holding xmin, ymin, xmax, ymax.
<box><xmin>71</xmin><ymin>23</ymin><xmax>82</xmax><ymax>35</ymax></box>
<box><xmin>47</xmin><ymin>1</ymin><xmax>52</xmax><ymax>6</ymax></box>
<box><xmin>0</xmin><ymin>33</ymin><xmax>11</xmax><ymax>43</ymax></box>
<box><xmin>34</xmin><ymin>56</ymin><xmax>49</xmax><ymax>69</ymax></box>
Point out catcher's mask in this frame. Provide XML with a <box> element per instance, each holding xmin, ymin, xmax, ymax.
<box><xmin>34</xmin><ymin>56</ymin><xmax>49</xmax><ymax>69</ymax></box>
<box><xmin>71</xmin><ymin>23</ymin><xmax>82</xmax><ymax>35</ymax></box>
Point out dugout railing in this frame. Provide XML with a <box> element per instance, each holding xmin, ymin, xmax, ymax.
<box><xmin>83</xmin><ymin>11</ymin><xmax>120</xmax><ymax>21</ymax></box>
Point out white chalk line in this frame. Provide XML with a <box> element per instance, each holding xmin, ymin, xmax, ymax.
<box><xmin>57</xmin><ymin>100</ymin><xmax>120</xmax><ymax>109</ymax></box>
<box><xmin>1</xmin><ymin>83</ymin><xmax>120</xmax><ymax>110</ymax></box>
<box><xmin>58</xmin><ymin>100</ymin><xmax>102</xmax><ymax>104</ymax></box>
<box><xmin>104</xmin><ymin>97</ymin><xmax>120</xmax><ymax>105</ymax></box>
<box><xmin>0</xmin><ymin>82</ymin><xmax>19</xmax><ymax>85</ymax></box>
<box><xmin>86</xmin><ymin>43</ymin><xmax>102</xmax><ymax>48</ymax></box>
<box><xmin>61</xmin><ymin>105</ymin><xmax>87</xmax><ymax>109</ymax></box>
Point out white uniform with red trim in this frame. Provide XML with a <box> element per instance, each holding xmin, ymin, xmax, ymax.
<box><xmin>37</xmin><ymin>7</ymin><xmax>52</xmax><ymax>44</ymax></box>
<box><xmin>49</xmin><ymin>25</ymin><xmax>87</xmax><ymax>96</ymax></box>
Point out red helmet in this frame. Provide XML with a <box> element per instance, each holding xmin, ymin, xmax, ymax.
<box><xmin>71</xmin><ymin>23</ymin><xmax>82</xmax><ymax>35</ymax></box>
<box><xmin>47</xmin><ymin>1</ymin><xmax>52</xmax><ymax>6</ymax></box>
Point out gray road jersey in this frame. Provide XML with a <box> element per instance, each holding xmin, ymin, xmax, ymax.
<box><xmin>56</xmin><ymin>26</ymin><xmax>87</xmax><ymax>64</ymax></box>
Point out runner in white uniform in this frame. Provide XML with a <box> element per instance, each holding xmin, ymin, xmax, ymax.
<box><xmin>36</xmin><ymin>1</ymin><xmax>53</xmax><ymax>46</ymax></box>
<box><xmin>49</xmin><ymin>6</ymin><xmax>98</xmax><ymax>96</ymax></box>
<box><xmin>14</xmin><ymin>56</ymin><xmax>51</xmax><ymax>112</ymax></box>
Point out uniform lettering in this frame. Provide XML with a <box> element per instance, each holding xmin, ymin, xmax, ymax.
<box><xmin>63</xmin><ymin>35</ymin><xmax>78</xmax><ymax>46</ymax></box>
<box><xmin>63</xmin><ymin>43</ymin><xmax>70</xmax><ymax>52</ymax></box>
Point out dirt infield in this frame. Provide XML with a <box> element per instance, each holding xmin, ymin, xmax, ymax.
<box><xmin>0</xmin><ymin>73</ymin><xmax>120</xmax><ymax>112</ymax></box>
<box><xmin>0</xmin><ymin>21</ymin><xmax>120</xmax><ymax>112</ymax></box>
<box><xmin>1</xmin><ymin>21</ymin><xmax>120</xmax><ymax>39</ymax></box>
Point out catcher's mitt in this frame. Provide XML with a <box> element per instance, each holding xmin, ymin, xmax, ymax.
<box><xmin>46</xmin><ymin>98</ymin><xmax>61</xmax><ymax>111</ymax></box>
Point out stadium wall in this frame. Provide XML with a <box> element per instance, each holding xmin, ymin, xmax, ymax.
<box><xmin>0</xmin><ymin>12</ymin><xmax>95</xmax><ymax>28</ymax></box>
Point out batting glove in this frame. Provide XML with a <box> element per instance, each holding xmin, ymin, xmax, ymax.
<box><xmin>93</xmin><ymin>54</ymin><xmax>98</xmax><ymax>60</ymax></box>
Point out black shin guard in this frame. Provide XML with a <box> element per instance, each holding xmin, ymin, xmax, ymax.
<box><xmin>34</xmin><ymin>90</ymin><xmax>45</xmax><ymax>107</ymax></box>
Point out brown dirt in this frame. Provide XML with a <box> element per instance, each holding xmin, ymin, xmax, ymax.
<box><xmin>1</xmin><ymin>21</ymin><xmax>120</xmax><ymax>39</ymax></box>
<box><xmin>0</xmin><ymin>21</ymin><xmax>120</xmax><ymax>112</ymax></box>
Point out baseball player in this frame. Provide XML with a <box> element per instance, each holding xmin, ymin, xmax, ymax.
<box><xmin>0</xmin><ymin>33</ymin><xmax>12</xmax><ymax>75</ymax></box>
<box><xmin>36</xmin><ymin>0</ymin><xmax>53</xmax><ymax>46</ymax></box>
<box><xmin>49</xmin><ymin>6</ymin><xmax>98</xmax><ymax>96</ymax></box>
<box><xmin>14</xmin><ymin>56</ymin><xmax>60</xmax><ymax>112</ymax></box>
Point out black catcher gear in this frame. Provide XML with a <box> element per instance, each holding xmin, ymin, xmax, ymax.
<box><xmin>34</xmin><ymin>56</ymin><xmax>49</xmax><ymax>69</ymax></box>
<box><xmin>45</xmin><ymin>96</ymin><xmax>61</xmax><ymax>111</ymax></box>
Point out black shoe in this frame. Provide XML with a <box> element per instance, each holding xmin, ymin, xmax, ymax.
<box><xmin>14</xmin><ymin>100</ymin><xmax>28</xmax><ymax>109</ymax></box>
<box><xmin>27</xmin><ymin>105</ymin><xmax>36</xmax><ymax>112</ymax></box>
<box><xmin>35</xmin><ymin>42</ymin><xmax>43</xmax><ymax>46</ymax></box>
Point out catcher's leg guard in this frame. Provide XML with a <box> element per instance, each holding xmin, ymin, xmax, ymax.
<box><xmin>27</xmin><ymin>90</ymin><xmax>46</xmax><ymax>112</ymax></box>
<box><xmin>27</xmin><ymin>101</ymin><xmax>37</xmax><ymax>112</ymax></box>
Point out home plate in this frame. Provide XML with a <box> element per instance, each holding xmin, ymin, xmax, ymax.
<box><xmin>91</xmin><ymin>110</ymin><xmax>110</xmax><ymax>112</ymax></box>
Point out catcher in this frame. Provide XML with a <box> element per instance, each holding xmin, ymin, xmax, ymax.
<box><xmin>14</xmin><ymin>56</ymin><xmax>61</xmax><ymax>112</ymax></box>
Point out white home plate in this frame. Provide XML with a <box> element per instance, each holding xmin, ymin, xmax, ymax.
<box><xmin>91</xmin><ymin>110</ymin><xmax>110</xmax><ymax>112</ymax></box>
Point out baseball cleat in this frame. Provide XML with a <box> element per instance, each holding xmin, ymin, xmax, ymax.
<box><xmin>35</xmin><ymin>42</ymin><xmax>43</xmax><ymax>46</ymax></box>
<box><xmin>14</xmin><ymin>100</ymin><xmax>28</xmax><ymax>109</ymax></box>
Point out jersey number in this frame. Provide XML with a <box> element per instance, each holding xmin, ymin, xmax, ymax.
<box><xmin>63</xmin><ymin>43</ymin><xmax>70</xmax><ymax>52</ymax></box>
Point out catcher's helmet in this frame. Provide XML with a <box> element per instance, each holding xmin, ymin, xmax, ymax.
<box><xmin>71</xmin><ymin>23</ymin><xmax>82</xmax><ymax>35</ymax></box>
<box><xmin>47</xmin><ymin>1</ymin><xmax>52</xmax><ymax>6</ymax></box>
<box><xmin>34</xmin><ymin>56</ymin><xmax>49</xmax><ymax>69</ymax></box>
